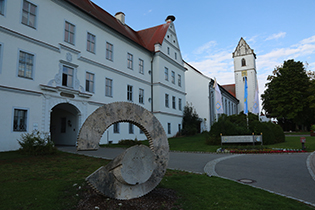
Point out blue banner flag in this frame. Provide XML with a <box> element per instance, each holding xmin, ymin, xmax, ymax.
<box><xmin>244</xmin><ymin>77</ymin><xmax>248</xmax><ymax>115</ymax></box>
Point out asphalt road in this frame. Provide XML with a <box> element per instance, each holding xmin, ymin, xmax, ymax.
<box><xmin>58</xmin><ymin>147</ymin><xmax>315</xmax><ymax>206</ymax></box>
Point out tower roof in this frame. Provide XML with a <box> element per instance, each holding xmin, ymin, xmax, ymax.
<box><xmin>232</xmin><ymin>37</ymin><xmax>256</xmax><ymax>58</ymax></box>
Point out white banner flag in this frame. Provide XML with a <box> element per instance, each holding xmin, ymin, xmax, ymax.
<box><xmin>252</xmin><ymin>83</ymin><xmax>260</xmax><ymax>114</ymax></box>
<box><xmin>214</xmin><ymin>79</ymin><xmax>224</xmax><ymax>114</ymax></box>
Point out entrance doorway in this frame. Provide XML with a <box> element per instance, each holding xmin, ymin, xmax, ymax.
<box><xmin>50</xmin><ymin>103</ymin><xmax>80</xmax><ymax>146</ymax></box>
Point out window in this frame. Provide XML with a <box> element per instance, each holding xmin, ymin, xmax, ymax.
<box><xmin>113</xmin><ymin>123</ymin><xmax>119</xmax><ymax>133</ymax></box>
<box><xmin>140</xmin><ymin>128</ymin><xmax>144</xmax><ymax>134</ymax></box>
<box><xmin>87</xmin><ymin>32</ymin><xmax>95</xmax><ymax>53</ymax></box>
<box><xmin>167</xmin><ymin>123</ymin><xmax>171</xmax><ymax>134</ymax></box>
<box><xmin>62</xmin><ymin>66</ymin><xmax>73</xmax><ymax>87</ymax></box>
<box><xmin>175</xmin><ymin>52</ymin><xmax>177</xmax><ymax>60</ymax></box>
<box><xmin>129</xmin><ymin>123</ymin><xmax>134</xmax><ymax>134</ymax></box>
<box><xmin>167</xmin><ymin>47</ymin><xmax>170</xmax><ymax>55</ymax></box>
<box><xmin>139</xmin><ymin>88</ymin><xmax>144</xmax><ymax>104</ymax></box>
<box><xmin>106</xmin><ymin>42</ymin><xmax>113</xmax><ymax>61</ymax></box>
<box><xmin>242</xmin><ymin>58</ymin><xmax>246</xmax><ymax>66</ymax></box>
<box><xmin>165</xmin><ymin>67</ymin><xmax>168</xmax><ymax>81</ymax></box>
<box><xmin>179</xmin><ymin>98</ymin><xmax>182</xmax><ymax>111</ymax></box>
<box><xmin>18</xmin><ymin>51</ymin><xmax>34</xmax><ymax>79</ymax></box>
<box><xmin>0</xmin><ymin>0</ymin><xmax>5</xmax><ymax>16</ymax></box>
<box><xmin>127</xmin><ymin>85</ymin><xmax>133</xmax><ymax>101</ymax></box>
<box><xmin>165</xmin><ymin>94</ymin><xmax>169</xmax><ymax>108</ymax></box>
<box><xmin>178</xmin><ymin>124</ymin><xmax>181</xmax><ymax>133</ymax></box>
<box><xmin>64</xmin><ymin>21</ymin><xmax>75</xmax><ymax>45</ymax></box>
<box><xmin>171</xmin><ymin>71</ymin><xmax>175</xmax><ymax>84</ymax></box>
<box><xmin>139</xmin><ymin>59</ymin><xmax>144</xmax><ymax>74</ymax></box>
<box><xmin>127</xmin><ymin>53</ymin><xmax>133</xmax><ymax>69</ymax></box>
<box><xmin>22</xmin><ymin>0</ymin><xmax>36</xmax><ymax>28</ymax></box>
<box><xmin>85</xmin><ymin>72</ymin><xmax>94</xmax><ymax>93</ymax></box>
<box><xmin>178</xmin><ymin>74</ymin><xmax>181</xmax><ymax>87</ymax></box>
<box><xmin>13</xmin><ymin>109</ymin><xmax>27</xmax><ymax>132</ymax></box>
<box><xmin>172</xmin><ymin>96</ymin><xmax>176</xmax><ymax>109</ymax></box>
<box><xmin>105</xmin><ymin>78</ymin><xmax>112</xmax><ymax>97</ymax></box>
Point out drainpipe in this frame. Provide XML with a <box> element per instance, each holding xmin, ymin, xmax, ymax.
<box><xmin>150</xmin><ymin>53</ymin><xmax>155</xmax><ymax>113</ymax></box>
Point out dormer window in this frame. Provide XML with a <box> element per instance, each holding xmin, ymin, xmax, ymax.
<box><xmin>241</xmin><ymin>58</ymin><xmax>246</xmax><ymax>66</ymax></box>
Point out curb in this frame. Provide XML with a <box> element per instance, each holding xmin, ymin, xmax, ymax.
<box><xmin>307</xmin><ymin>151</ymin><xmax>315</xmax><ymax>182</ymax></box>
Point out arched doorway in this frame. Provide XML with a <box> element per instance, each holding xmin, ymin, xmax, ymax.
<box><xmin>50</xmin><ymin>103</ymin><xmax>80</xmax><ymax>146</ymax></box>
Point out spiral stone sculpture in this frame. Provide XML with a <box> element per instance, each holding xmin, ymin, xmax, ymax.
<box><xmin>77</xmin><ymin>102</ymin><xmax>169</xmax><ymax>200</ymax></box>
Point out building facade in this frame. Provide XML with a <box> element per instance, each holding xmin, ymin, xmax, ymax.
<box><xmin>233</xmin><ymin>38</ymin><xmax>258</xmax><ymax>114</ymax></box>
<box><xmin>0</xmin><ymin>0</ymin><xmax>186</xmax><ymax>151</ymax></box>
<box><xmin>184</xmin><ymin>62</ymin><xmax>239</xmax><ymax>132</ymax></box>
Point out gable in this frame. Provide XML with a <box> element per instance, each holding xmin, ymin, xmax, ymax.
<box><xmin>232</xmin><ymin>37</ymin><xmax>256</xmax><ymax>58</ymax></box>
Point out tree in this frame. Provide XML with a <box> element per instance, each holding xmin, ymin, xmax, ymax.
<box><xmin>182</xmin><ymin>103</ymin><xmax>202</xmax><ymax>136</ymax></box>
<box><xmin>261</xmin><ymin>59</ymin><xmax>311</xmax><ymax>130</ymax></box>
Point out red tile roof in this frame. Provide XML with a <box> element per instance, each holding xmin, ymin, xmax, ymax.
<box><xmin>65</xmin><ymin>0</ymin><xmax>170</xmax><ymax>52</ymax></box>
<box><xmin>221</xmin><ymin>84</ymin><xmax>236</xmax><ymax>97</ymax></box>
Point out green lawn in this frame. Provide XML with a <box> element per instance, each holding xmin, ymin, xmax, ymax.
<box><xmin>0</xmin><ymin>151</ymin><xmax>109</xmax><ymax>210</ymax></box>
<box><xmin>0</xmin><ymin>151</ymin><xmax>314</xmax><ymax>210</ymax></box>
<box><xmin>265</xmin><ymin>136</ymin><xmax>315</xmax><ymax>151</ymax></box>
<box><xmin>104</xmin><ymin>132</ymin><xmax>315</xmax><ymax>153</ymax></box>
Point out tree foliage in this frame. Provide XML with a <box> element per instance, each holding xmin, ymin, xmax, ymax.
<box><xmin>261</xmin><ymin>59</ymin><xmax>313</xmax><ymax>130</ymax></box>
<box><xmin>182</xmin><ymin>103</ymin><xmax>202</xmax><ymax>136</ymax></box>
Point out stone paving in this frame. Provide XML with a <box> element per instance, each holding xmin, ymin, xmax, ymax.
<box><xmin>58</xmin><ymin>147</ymin><xmax>315</xmax><ymax>207</ymax></box>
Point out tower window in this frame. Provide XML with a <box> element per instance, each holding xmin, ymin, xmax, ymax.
<box><xmin>241</xmin><ymin>58</ymin><xmax>246</xmax><ymax>66</ymax></box>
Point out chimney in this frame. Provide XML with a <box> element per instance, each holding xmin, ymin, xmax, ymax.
<box><xmin>165</xmin><ymin>15</ymin><xmax>175</xmax><ymax>22</ymax></box>
<box><xmin>115</xmin><ymin>12</ymin><xmax>125</xmax><ymax>24</ymax></box>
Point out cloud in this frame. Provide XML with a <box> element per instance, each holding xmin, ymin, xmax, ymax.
<box><xmin>186</xmin><ymin>35</ymin><xmax>315</xmax><ymax>111</ymax></box>
<box><xmin>143</xmin><ymin>9</ymin><xmax>152</xmax><ymax>16</ymax></box>
<box><xmin>189</xmin><ymin>50</ymin><xmax>234</xmax><ymax>84</ymax></box>
<box><xmin>265</xmin><ymin>32</ymin><xmax>286</xmax><ymax>41</ymax></box>
<box><xmin>257</xmin><ymin>35</ymin><xmax>315</xmax><ymax>71</ymax></box>
<box><xmin>193</xmin><ymin>41</ymin><xmax>217</xmax><ymax>55</ymax></box>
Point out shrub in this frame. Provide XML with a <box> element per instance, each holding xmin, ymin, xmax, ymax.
<box><xmin>118</xmin><ymin>138</ymin><xmax>142</xmax><ymax>146</ymax></box>
<box><xmin>206</xmin><ymin>112</ymin><xmax>285</xmax><ymax>145</ymax></box>
<box><xmin>18</xmin><ymin>131</ymin><xmax>56</xmax><ymax>155</ymax></box>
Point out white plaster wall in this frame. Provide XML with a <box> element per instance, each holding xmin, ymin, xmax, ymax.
<box><xmin>184</xmin><ymin>63</ymin><xmax>211</xmax><ymax>132</ymax></box>
<box><xmin>234</xmin><ymin>54</ymin><xmax>257</xmax><ymax>113</ymax></box>
<box><xmin>0</xmin><ymin>0</ymin><xmax>186</xmax><ymax>150</ymax></box>
<box><xmin>0</xmin><ymin>91</ymin><xmax>42</xmax><ymax>151</ymax></box>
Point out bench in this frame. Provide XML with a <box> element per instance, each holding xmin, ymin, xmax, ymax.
<box><xmin>221</xmin><ymin>134</ymin><xmax>263</xmax><ymax>146</ymax></box>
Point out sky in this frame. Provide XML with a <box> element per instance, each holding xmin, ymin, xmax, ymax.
<box><xmin>93</xmin><ymin>0</ymin><xmax>315</xmax><ymax>112</ymax></box>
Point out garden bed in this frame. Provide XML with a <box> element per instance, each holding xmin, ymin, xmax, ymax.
<box><xmin>217</xmin><ymin>148</ymin><xmax>307</xmax><ymax>154</ymax></box>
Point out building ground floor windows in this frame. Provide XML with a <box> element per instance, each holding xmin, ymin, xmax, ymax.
<box><xmin>0</xmin><ymin>89</ymin><xmax>182</xmax><ymax>151</ymax></box>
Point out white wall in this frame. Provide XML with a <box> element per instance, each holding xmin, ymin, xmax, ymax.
<box><xmin>184</xmin><ymin>62</ymin><xmax>211</xmax><ymax>132</ymax></box>
<box><xmin>234</xmin><ymin>53</ymin><xmax>258</xmax><ymax>113</ymax></box>
<box><xmin>0</xmin><ymin>0</ymin><xmax>186</xmax><ymax>151</ymax></box>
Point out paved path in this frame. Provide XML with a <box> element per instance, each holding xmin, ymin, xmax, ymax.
<box><xmin>58</xmin><ymin>147</ymin><xmax>315</xmax><ymax>206</ymax></box>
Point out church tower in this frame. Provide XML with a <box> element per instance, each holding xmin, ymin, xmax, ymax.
<box><xmin>233</xmin><ymin>38</ymin><xmax>258</xmax><ymax>114</ymax></box>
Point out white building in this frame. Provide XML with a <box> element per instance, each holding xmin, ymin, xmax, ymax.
<box><xmin>184</xmin><ymin>62</ymin><xmax>239</xmax><ymax>132</ymax></box>
<box><xmin>0</xmin><ymin>0</ymin><xmax>186</xmax><ymax>151</ymax></box>
<box><xmin>184</xmin><ymin>38</ymin><xmax>259</xmax><ymax>131</ymax></box>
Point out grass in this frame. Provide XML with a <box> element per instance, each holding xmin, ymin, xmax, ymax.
<box><xmin>266</xmin><ymin>136</ymin><xmax>315</xmax><ymax>151</ymax></box>
<box><xmin>161</xmin><ymin>170</ymin><xmax>314</xmax><ymax>210</ymax></box>
<box><xmin>102</xmin><ymin>133</ymin><xmax>221</xmax><ymax>152</ymax></box>
<box><xmin>0</xmin><ymin>151</ymin><xmax>109</xmax><ymax>210</ymax></box>
<box><xmin>0</xmin><ymin>151</ymin><xmax>314</xmax><ymax>210</ymax></box>
<box><xmin>103</xmin><ymin>132</ymin><xmax>315</xmax><ymax>153</ymax></box>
